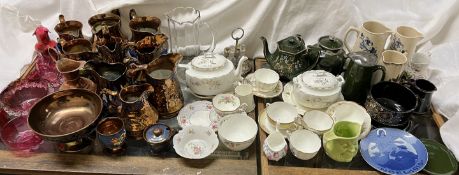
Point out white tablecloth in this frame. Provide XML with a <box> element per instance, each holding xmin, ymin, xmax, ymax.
<box><xmin>1</xmin><ymin>0</ymin><xmax>459</xmax><ymax>158</ymax></box>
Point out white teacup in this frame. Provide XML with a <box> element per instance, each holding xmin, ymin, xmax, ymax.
<box><xmin>254</xmin><ymin>68</ymin><xmax>279</xmax><ymax>92</ymax></box>
<box><xmin>266</xmin><ymin>102</ymin><xmax>300</xmax><ymax>129</ymax></box>
<box><xmin>212</xmin><ymin>93</ymin><xmax>247</xmax><ymax>116</ymax></box>
<box><xmin>289</xmin><ymin>129</ymin><xmax>321</xmax><ymax>160</ymax></box>
<box><xmin>302</xmin><ymin>110</ymin><xmax>334</xmax><ymax>135</ymax></box>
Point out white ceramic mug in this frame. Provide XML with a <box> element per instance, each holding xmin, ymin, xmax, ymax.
<box><xmin>235</xmin><ymin>84</ymin><xmax>255</xmax><ymax>112</ymax></box>
<box><xmin>344</xmin><ymin>21</ymin><xmax>392</xmax><ymax>64</ymax></box>
<box><xmin>263</xmin><ymin>131</ymin><xmax>288</xmax><ymax>161</ymax></box>
<box><xmin>302</xmin><ymin>110</ymin><xmax>334</xmax><ymax>135</ymax></box>
<box><xmin>288</xmin><ymin>129</ymin><xmax>321</xmax><ymax>160</ymax></box>
<box><xmin>382</xmin><ymin>50</ymin><xmax>407</xmax><ymax>81</ymax></box>
<box><xmin>254</xmin><ymin>68</ymin><xmax>279</xmax><ymax>92</ymax></box>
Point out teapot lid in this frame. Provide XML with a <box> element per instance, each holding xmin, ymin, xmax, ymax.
<box><xmin>348</xmin><ymin>51</ymin><xmax>378</xmax><ymax>66</ymax></box>
<box><xmin>144</xmin><ymin>123</ymin><xmax>172</xmax><ymax>144</ymax></box>
<box><xmin>318</xmin><ymin>35</ymin><xmax>343</xmax><ymax>51</ymax></box>
<box><xmin>191</xmin><ymin>53</ymin><xmax>227</xmax><ymax>71</ymax></box>
<box><xmin>277</xmin><ymin>35</ymin><xmax>306</xmax><ymax>54</ymax></box>
<box><xmin>301</xmin><ymin>70</ymin><xmax>338</xmax><ymax>90</ymax></box>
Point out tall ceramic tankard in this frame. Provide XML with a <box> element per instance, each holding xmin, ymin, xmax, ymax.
<box><xmin>101</xmin><ymin>83</ymin><xmax>159</xmax><ymax>140</ymax></box>
<box><xmin>341</xmin><ymin>52</ymin><xmax>385</xmax><ymax>105</ymax></box>
<box><xmin>344</xmin><ymin>21</ymin><xmax>392</xmax><ymax>64</ymax></box>
<box><xmin>165</xmin><ymin>7</ymin><xmax>215</xmax><ymax>58</ymax></box>
<box><xmin>388</xmin><ymin>26</ymin><xmax>423</xmax><ymax>62</ymax></box>
<box><xmin>128</xmin><ymin>53</ymin><xmax>185</xmax><ymax>118</ymax></box>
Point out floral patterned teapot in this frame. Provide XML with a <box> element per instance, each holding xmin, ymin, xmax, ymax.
<box><xmin>261</xmin><ymin>34</ymin><xmax>318</xmax><ymax>80</ymax></box>
<box><xmin>179</xmin><ymin>53</ymin><xmax>248</xmax><ymax>96</ymax></box>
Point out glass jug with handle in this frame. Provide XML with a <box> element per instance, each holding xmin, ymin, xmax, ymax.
<box><xmin>165</xmin><ymin>7</ymin><xmax>215</xmax><ymax>58</ymax></box>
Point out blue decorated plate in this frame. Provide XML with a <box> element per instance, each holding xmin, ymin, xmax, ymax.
<box><xmin>360</xmin><ymin>128</ymin><xmax>428</xmax><ymax>175</ymax></box>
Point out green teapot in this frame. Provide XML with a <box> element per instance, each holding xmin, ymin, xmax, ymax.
<box><xmin>261</xmin><ymin>35</ymin><xmax>318</xmax><ymax>80</ymax></box>
<box><xmin>308</xmin><ymin>35</ymin><xmax>346</xmax><ymax>75</ymax></box>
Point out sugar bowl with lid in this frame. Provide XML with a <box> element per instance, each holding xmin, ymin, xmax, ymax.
<box><xmin>144</xmin><ymin>123</ymin><xmax>175</xmax><ymax>153</ymax></box>
<box><xmin>292</xmin><ymin>70</ymin><xmax>344</xmax><ymax>109</ymax></box>
<box><xmin>180</xmin><ymin>53</ymin><xmax>249</xmax><ymax>96</ymax></box>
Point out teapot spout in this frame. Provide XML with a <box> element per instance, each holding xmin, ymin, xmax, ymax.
<box><xmin>234</xmin><ymin>56</ymin><xmax>249</xmax><ymax>80</ymax></box>
<box><xmin>260</xmin><ymin>36</ymin><xmax>271</xmax><ymax>58</ymax></box>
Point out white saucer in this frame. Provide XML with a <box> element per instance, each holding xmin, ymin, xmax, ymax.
<box><xmin>243</xmin><ymin>73</ymin><xmax>283</xmax><ymax>98</ymax></box>
<box><xmin>258</xmin><ymin>109</ymin><xmax>299</xmax><ymax>138</ymax></box>
<box><xmin>177</xmin><ymin>101</ymin><xmax>221</xmax><ymax>132</ymax></box>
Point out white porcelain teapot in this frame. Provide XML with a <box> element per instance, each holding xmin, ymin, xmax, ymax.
<box><xmin>180</xmin><ymin>53</ymin><xmax>248</xmax><ymax>96</ymax></box>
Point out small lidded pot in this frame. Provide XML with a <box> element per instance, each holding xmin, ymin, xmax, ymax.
<box><xmin>144</xmin><ymin>123</ymin><xmax>175</xmax><ymax>153</ymax></box>
<box><xmin>292</xmin><ymin>70</ymin><xmax>344</xmax><ymax>109</ymax></box>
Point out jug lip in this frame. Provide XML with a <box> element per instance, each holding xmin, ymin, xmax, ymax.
<box><xmin>362</xmin><ymin>20</ymin><xmax>391</xmax><ymax>35</ymax></box>
<box><xmin>396</xmin><ymin>26</ymin><xmax>423</xmax><ymax>39</ymax></box>
<box><xmin>165</xmin><ymin>7</ymin><xmax>200</xmax><ymax>25</ymax></box>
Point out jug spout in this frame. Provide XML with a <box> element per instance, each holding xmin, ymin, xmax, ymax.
<box><xmin>234</xmin><ymin>56</ymin><xmax>249</xmax><ymax>79</ymax></box>
<box><xmin>260</xmin><ymin>36</ymin><xmax>271</xmax><ymax>59</ymax></box>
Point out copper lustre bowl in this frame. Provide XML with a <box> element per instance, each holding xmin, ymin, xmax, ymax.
<box><xmin>28</xmin><ymin>89</ymin><xmax>103</xmax><ymax>143</ymax></box>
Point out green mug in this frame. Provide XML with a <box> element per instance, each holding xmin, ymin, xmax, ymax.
<box><xmin>323</xmin><ymin>121</ymin><xmax>362</xmax><ymax>162</ymax></box>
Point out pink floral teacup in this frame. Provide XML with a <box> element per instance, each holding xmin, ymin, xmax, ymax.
<box><xmin>263</xmin><ymin>131</ymin><xmax>288</xmax><ymax>161</ymax></box>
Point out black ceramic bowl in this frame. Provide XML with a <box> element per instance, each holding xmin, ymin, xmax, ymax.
<box><xmin>28</xmin><ymin>89</ymin><xmax>103</xmax><ymax>143</ymax></box>
<box><xmin>365</xmin><ymin>81</ymin><xmax>417</xmax><ymax>126</ymax></box>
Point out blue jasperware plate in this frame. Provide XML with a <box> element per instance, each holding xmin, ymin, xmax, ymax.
<box><xmin>360</xmin><ymin>128</ymin><xmax>428</xmax><ymax>175</ymax></box>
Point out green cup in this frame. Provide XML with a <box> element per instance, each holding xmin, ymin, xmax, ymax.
<box><xmin>323</xmin><ymin>121</ymin><xmax>362</xmax><ymax>162</ymax></box>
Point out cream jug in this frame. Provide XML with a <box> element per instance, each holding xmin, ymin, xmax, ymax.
<box><xmin>344</xmin><ymin>21</ymin><xmax>392</xmax><ymax>64</ymax></box>
<box><xmin>388</xmin><ymin>26</ymin><xmax>423</xmax><ymax>63</ymax></box>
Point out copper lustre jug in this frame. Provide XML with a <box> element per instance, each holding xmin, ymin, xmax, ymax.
<box><xmin>129</xmin><ymin>9</ymin><xmax>161</xmax><ymax>42</ymax></box>
<box><xmin>128</xmin><ymin>53</ymin><xmax>184</xmax><ymax>118</ymax></box>
<box><xmin>101</xmin><ymin>83</ymin><xmax>159</xmax><ymax>140</ymax></box>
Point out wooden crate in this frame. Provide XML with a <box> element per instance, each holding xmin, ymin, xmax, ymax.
<box><xmin>0</xmin><ymin>57</ymin><xmax>258</xmax><ymax>175</ymax></box>
<box><xmin>254</xmin><ymin>58</ymin><xmax>446</xmax><ymax>175</ymax></box>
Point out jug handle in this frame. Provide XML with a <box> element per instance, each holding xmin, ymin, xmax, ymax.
<box><xmin>129</xmin><ymin>9</ymin><xmax>137</xmax><ymax>20</ymax></box>
<box><xmin>372</xmin><ymin>65</ymin><xmax>386</xmax><ymax>82</ymax></box>
<box><xmin>100</xmin><ymin>88</ymin><xmax>118</xmax><ymax>97</ymax></box>
<box><xmin>199</xmin><ymin>22</ymin><xmax>215</xmax><ymax>53</ymax></box>
<box><xmin>343</xmin><ymin>27</ymin><xmax>360</xmax><ymax>53</ymax></box>
<box><xmin>59</xmin><ymin>15</ymin><xmax>66</xmax><ymax>24</ymax></box>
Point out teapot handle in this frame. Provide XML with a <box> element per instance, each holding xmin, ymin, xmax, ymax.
<box><xmin>295</xmin><ymin>34</ymin><xmax>305</xmax><ymax>45</ymax></box>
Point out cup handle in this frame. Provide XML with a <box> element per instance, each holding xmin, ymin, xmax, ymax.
<box><xmin>344</xmin><ymin>27</ymin><xmax>360</xmax><ymax>53</ymax></box>
<box><xmin>237</xmin><ymin>103</ymin><xmax>248</xmax><ymax>113</ymax></box>
<box><xmin>373</xmin><ymin>65</ymin><xmax>386</xmax><ymax>82</ymax></box>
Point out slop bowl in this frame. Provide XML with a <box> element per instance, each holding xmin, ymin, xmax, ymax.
<box><xmin>173</xmin><ymin>125</ymin><xmax>219</xmax><ymax>159</ymax></box>
<box><xmin>218</xmin><ymin>113</ymin><xmax>258</xmax><ymax>151</ymax></box>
